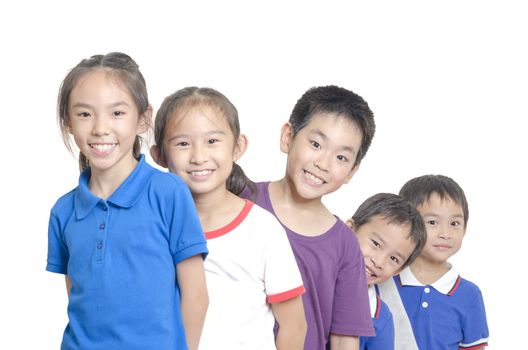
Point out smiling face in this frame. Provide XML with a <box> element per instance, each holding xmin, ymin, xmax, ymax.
<box><xmin>353</xmin><ymin>215</ymin><xmax>416</xmax><ymax>285</ymax></box>
<box><xmin>67</xmin><ymin>69</ymin><xmax>147</xmax><ymax>177</ymax></box>
<box><xmin>280</xmin><ymin>113</ymin><xmax>362</xmax><ymax>201</ymax></box>
<box><xmin>417</xmin><ymin>193</ymin><xmax>466</xmax><ymax>265</ymax></box>
<box><xmin>161</xmin><ymin>105</ymin><xmax>245</xmax><ymax>199</ymax></box>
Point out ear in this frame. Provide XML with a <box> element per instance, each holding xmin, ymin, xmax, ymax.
<box><xmin>137</xmin><ymin>104</ymin><xmax>153</xmax><ymax>134</ymax></box>
<box><xmin>343</xmin><ymin>163</ymin><xmax>361</xmax><ymax>184</ymax></box>
<box><xmin>279</xmin><ymin>122</ymin><xmax>294</xmax><ymax>154</ymax></box>
<box><xmin>345</xmin><ymin>218</ymin><xmax>356</xmax><ymax>230</ymax></box>
<box><xmin>233</xmin><ymin>134</ymin><xmax>248</xmax><ymax>162</ymax></box>
<box><xmin>150</xmin><ymin>145</ymin><xmax>167</xmax><ymax>168</ymax></box>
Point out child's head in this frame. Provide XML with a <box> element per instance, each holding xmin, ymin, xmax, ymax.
<box><xmin>57</xmin><ymin>52</ymin><xmax>152</xmax><ymax>171</ymax></box>
<box><xmin>280</xmin><ymin>85</ymin><xmax>375</xmax><ymax>199</ymax></box>
<box><xmin>152</xmin><ymin>87</ymin><xmax>250</xmax><ymax>196</ymax></box>
<box><xmin>347</xmin><ymin>193</ymin><xmax>427</xmax><ymax>285</ymax></box>
<box><xmin>399</xmin><ymin>174</ymin><xmax>469</xmax><ymax>264</ymax></box>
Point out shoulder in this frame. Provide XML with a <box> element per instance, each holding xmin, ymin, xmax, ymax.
<box><xmin>50</xmin><ymin>188</ymin><xmax>77</xmax><ymax>217</ymax></box>
<box><xmin>332</xmin><ymin>218</ymin><xmax>362</xmax><ymax>252</ymax></box>
<box><xmin>147</xmin><ymin>166</ymin><xmax>189</xmax><ymax>189</ymax></box>
<box><xmin>455</xmin><ymin>276</ymin><xmax>485</xmax><ymax>300</ymax></box>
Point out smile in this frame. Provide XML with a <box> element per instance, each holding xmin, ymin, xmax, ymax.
<box><xmin>303</xmin><ymin>170</ymin><xmax>325</xmax><ymax>185</ymax></box>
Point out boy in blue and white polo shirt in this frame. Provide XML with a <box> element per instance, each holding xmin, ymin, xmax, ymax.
<box><xmin>381</xmin><ymin>175</ymin><xmax>489</xmax><ymax>350</ymax></box>
<box><xmin>345</xmin><ymin>193</ymin><xmax>427</xmax><ymax>350</ymax></box>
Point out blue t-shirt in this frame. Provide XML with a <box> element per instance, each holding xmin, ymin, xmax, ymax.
<box><xmin>360</xmin><ymin>285</ymin><xmax>394</xmax><ymax>350</ymax></box>
<box><xmin>395</xmin><ymin>266</ymin><xmax>489</xmax><ymax>350</ymax></box>
<box><xmin>47</xmin><ymin>155</ymin><xmax>208</xmax><ymax>350</ymax></box>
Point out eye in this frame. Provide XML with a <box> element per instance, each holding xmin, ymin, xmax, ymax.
<box><xmin>112</xmin><ymin>111</ymin><xmax>125</xmax><ymax>117</ymax></box>
<box><xmin>390</xmin><ymin>256</ymin><xmax>401</xmax><ymax>264</ymax></box>
<box><xmin>310</xmin><ymin>140</ymin><xmax>321</xmax><ymax>149</ymax></box>
<box><xmin>451</xmin><ymin>221</ymin><xmax>462</xmax><ymax>227</ymax></box>
<box><xmin>426</xmin><ymin>220</ymin><xmax>438</xmax><ymax>226</ymax></box>
<box><xmin>176</xmin><ymin>141</ymin><xmax>189</xmax><ymax>147</ymax></box>
<box><xmin>336</xmin><ymin>154</ymin><xmax>349</xmax><ymax>162</ymax></box>
<box><xmin>370</xmin><ymin>239</ymin><xmax>380</xmax><ymax>248</ymax></box>
<box><xmin>208</xmin><ymin>138</ymin><xmax>219</xmax><ymax>144</ymax></box>
<box><xmin>77</xmin><ymin>112</ymin><xmax>90</xmax><ymax>118</ymax></box>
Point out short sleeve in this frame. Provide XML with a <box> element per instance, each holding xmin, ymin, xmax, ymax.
<box><xmin>331</xmin><ymin>236</ymin><xmax>375</xmax><ymax>336</ymax></box>
<box><xmin>46</xmin><ymin>211</ymin><xmax>69</xmax><ymax>274</ymax></box>
<box><xmin>260</xmin><ymin>210</ymin><xmax>304</xmax><ymax>303</ymax></box>
<box><xmin>168</xmin><ymin>180</ymin><xmax>208</xmax><ymax>265</ymax></box>
<box><xmin>459</xmin><ymin>289</ymin><xmax>489</xmax><ymax>348</ymax></box>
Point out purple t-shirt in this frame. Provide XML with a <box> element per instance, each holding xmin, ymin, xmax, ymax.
<box><xmin>242</xmin><ymin>182</ymin><xmax>374</xmax><ymax>349</ymax></box>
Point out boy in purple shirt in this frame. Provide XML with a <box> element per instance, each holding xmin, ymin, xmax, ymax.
<box><xmin>242</xmin><ymin>85</ymin><xmax>376</xmax><ymax>349</ymax></box>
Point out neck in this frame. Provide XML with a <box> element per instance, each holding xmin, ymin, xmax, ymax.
<box><xmin>274</xmin><ymin>177</ymin><xmax>324</xmax><ymax>211</ymax></box>
<box><xmin>410</xmin><ymin>256</ymin><xmax>450</xmax><ymax>285</ymax></box>
<box><xmin>193</xmin><ymin>189</ymin><xmax>245</xmax><ymax>232</ymax></box>
<box><xmin>89</xmin><ymin>158</ymin><xmax>138</xmax><ymax>199</ymax></box>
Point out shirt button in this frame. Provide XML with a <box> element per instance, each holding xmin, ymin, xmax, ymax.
<box><xmin>422</xmin><ymin>301</ymin><xmax>429</xmax><ymax>308</ymax></box>
<box><xmin>99</xmin><ymin>223</ymin><xmax>105</xmax><ymax>230</ymax></box>
<box><xmin>97</xmin><ymin>242</ymin><xmax>103</xmax><ymax>249</ymax></box>
<box><xmin>424</xmin><ymin>287</ymin><xmax>430</xmax><ymax>293</ymax></box>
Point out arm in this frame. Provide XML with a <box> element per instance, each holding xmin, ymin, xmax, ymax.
<box><xmin>65</xmin><ymin>276</ymin><xmax>71</xmax><ymax>297</ymax></box>
<box><xmin>176</xmin><ymin>255</ymin><xmax>209</xmax><ymax>350</ymax></box>
<box><xmin>329</xmin><ymin>334</ymin><xmax>359</xmax><ymax>350</ymax></box>
<box><xmin>271</xmin><ymin>295</ymin><xmax>307</xmax><ymax>350</ymax></box>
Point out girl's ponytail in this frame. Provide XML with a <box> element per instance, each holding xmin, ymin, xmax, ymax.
<box><xmin>227</xmin><ymin>163</ymin><xmax>257</xmax><ymax>199</ymax></box>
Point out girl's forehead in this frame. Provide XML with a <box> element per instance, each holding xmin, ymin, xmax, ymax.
<box><xmin>168</xmin><ymin>105</ymin><xmax>232</xmax><ymax>131</ymax></box>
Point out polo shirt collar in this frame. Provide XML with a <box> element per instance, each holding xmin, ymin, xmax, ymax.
<box><xmin>398</xmin><ymin>265</ymin><xmax>462</xmax><ymax>296</ymax></box>
<box><xmin>74</xmin><ymin>155</ymin><xmax>153</xmax><ymax>219</ymax></box>
<box><xmin>369</xmin><ymin>285</ymin><xmax>381</xmax><ymax>319</ymax></box>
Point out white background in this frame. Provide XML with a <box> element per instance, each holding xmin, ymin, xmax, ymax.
<box><xmin>1</xmin><ymin>1</ymin><xmax>525</xmax><ymax>348</ymax></box>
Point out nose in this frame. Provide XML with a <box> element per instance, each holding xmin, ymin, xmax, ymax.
<box><xmin>437</xmin><ymin>223</ymin><xmax>452</xmax><ymax>239</ymax></box>
<box><xmin>190</xmin><ymin>144</ymin><xmax>207</xmax><ymax>164</ymax></box>
<box><xmin>313</xmin><ymin>151</ymin><xmax>331</xmax><ymax>172</ymax></box>
<box><xmin>92</xmin><ymin>115</ymin><xmax>110</xmax><ymax>136</ymax></box>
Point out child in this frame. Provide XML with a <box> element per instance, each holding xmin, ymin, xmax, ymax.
<box><xmin>381</xmin><ymin>175</ymin><xmax>489</xmax><ymax>350</ymax></box>
<box><xmin>151</xmin><ymin>86</ymin><xmax>307</xmax><ymax>349</ymax></box>
<box><xmin>346</xmin><ymin>193</ymin><xmax>427</xmax><ymax>350</ymax></box>
<box><xmin>46</xmin><ymin>53</ymin><xmax>209</xmax><ymax>350</ymax></box>
<box><xmin>242</xmin><ymin>85</ymin><xmax>376</xmax><ymax>349</ymax></box>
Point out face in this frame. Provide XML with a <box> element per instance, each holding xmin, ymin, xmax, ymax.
<box><xmin>159</xmin><ymin>106</ymin><xmax>246</xmax><ymax>199</ymax></box>
<box><xmin>352</xmin><ymin>215</ymin><xmax>415</xmax><ymax>285</ymax></box>
<box><xmin>280</xmin><ymin>113</ymin><xmax>362</xmax><ymax>200</ymax></box>
<box><xmin>417</xmin><ymin>193</ymin><xmax>466</xmax><ymax>265</ymax></box>
<box><xmin>68</xmin><ymin>70</ymin><xmax>147</xmax><ymax>176</ymax></box>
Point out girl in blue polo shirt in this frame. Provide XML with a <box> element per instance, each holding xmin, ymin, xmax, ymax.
<box><xmin>47</xmin><ymin>52</ymin><xmax>209</xmax><ymax>350</ymax></box>
<box><xmin>150</xmin><ymin>87</ymin><xmax>307</xmax><ymax>349</ymax></box>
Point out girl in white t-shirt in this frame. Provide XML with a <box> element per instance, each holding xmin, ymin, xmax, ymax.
<box><xmin>151</xmin><ymin>87</ymin><xmax>306</xmax><ymax>350</ymax></box>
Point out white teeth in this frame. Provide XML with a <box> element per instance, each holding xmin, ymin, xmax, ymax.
<box><xmin>304</xmin><ymin>171</ymin><xmax>324</xmax><ymax>184</ymax></box>
<box><xmin>190</xmin><ymin>170</ymin><xmax>212</xmax><ymax>176</ymax></box>
<box><xmin>91</xmin><ymin>144</ymin><xmax>115</xmax><ymax>151</ymax></box>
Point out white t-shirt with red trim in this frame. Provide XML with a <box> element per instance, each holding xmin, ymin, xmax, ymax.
<box><xmin>199</xmin><ymin>200</ymin><xmax>304</xmax><ymax>350</ymax></box>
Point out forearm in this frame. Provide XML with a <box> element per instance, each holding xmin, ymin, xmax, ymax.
<box><xmin>181</xmin><ymin>292</ymin><xmax>208</xmax><ymax>350</ymax></box>
<box><xmin>275</xmin><ymin>322</ymin><xmax>306</xmax><ymax>350</ymax></box>
<box><xmin>177</xmin><ymin>255</ymin><xmax>209</xmax><ymax>350</ymax></box>
<box><xmin>329</xmin><ymin>334</ymin><xmax>359</xmax><ymax>350</ymax></box>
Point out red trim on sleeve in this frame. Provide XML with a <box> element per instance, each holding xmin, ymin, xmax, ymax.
<box><xmin>205</xmin><ymin>200</ymin><xmax>253</xmax><ymax>239</ymax></box>
<box><xmin>267</xmin><ymin>285</ymin><xmax>305</xmax><ymax>303</ymax></box>
<box><xmin>459</xmin><ymin>342</ymin><xmax>488</xmax><ymax>349</ymax></box>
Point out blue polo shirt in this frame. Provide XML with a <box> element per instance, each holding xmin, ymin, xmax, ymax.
<box><xmin>47</xmin><ymin>155</ymin><xmax>208</xmax><ymax>350</ymax></box>
<box><xmin>395</xmin><ymin>266</ymin><xmax>489</xmax><ymax>350</ymax></box>
<box><xmin>360</xmin><ymin>284</ymin><xmax>394</xmax><ymax>350</ymax></box>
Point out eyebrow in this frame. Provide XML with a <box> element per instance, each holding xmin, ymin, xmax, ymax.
<box><xmin>310</xmin><ymin>128</ymin><xmax>355</xmax><ymax>153</ymax></box>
